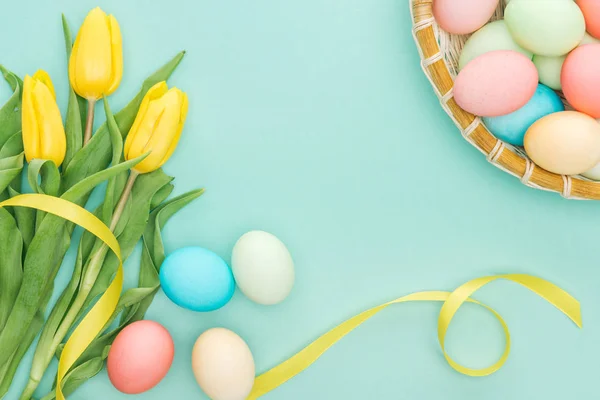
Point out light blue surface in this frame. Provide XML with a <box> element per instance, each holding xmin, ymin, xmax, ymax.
<box><xmin>160</xmin><ymin>247</ymin><xmax>235</xmax><ymax>312</ymax></box>
<box><xmin>2</xmin><ymin>1</ymin><xmax>599</xmax><ymax>399</ymax></box>
<box><xmin>483</xmin><ymin>84</ymin><xmax>565</xmax><ymax>146</ymax></box>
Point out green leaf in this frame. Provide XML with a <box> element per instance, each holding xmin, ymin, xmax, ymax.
<box><xmin>27</xmin><ymin>159</ymin><xmax>62</xmax><ymax>231</ymax></box>
<box><xmin>0</xmin><ymin>152</ymin><xmax>24</xmax><ymax>195</ymax></box>
<box><xmin>0</xmin><ymin>313</ymin><xmax>41</xmax><ymax>399</ymax></box>
<box><xmin>62</xmin><ymin>16</ymin><xmax>83</xmax><ymax>171</ymax></box>
<box><xmin>0</xmin><ymin>65</ymin><xmax>23</xmax><ymax>148</ymax></box>
<box><xmin>61</xmin><ymin>154</ymin><xmax>145</xmax><ymax>204</ymax></box>
<box><xmin>0</xmin><ymin>67</ymin><xmax>24</xmax><ymax>199</ymax></box>
<box><xmin>0</xmin><ymin>131</ymin><xmax>24</xmax><ymax>196</ymax></box>
<box><xmin>0</xmin><ymin>219</ymin><xmax>70</xmax><ymax>368</ymax></box>
<box><xmin>151</xmin><ymin>183</ymin><xmax>174</xmax><ymax>210</ymax></box>
<box><xmin>0</xmin><ymin>209</ymin><xmax>23</xmax><ymax>331</ymax></box>
<box><xmin>61</xmin><ymin>51</ymin><xmax>186</xmax><ymax>192</ymax></box>
<box><xmin>8</xmin><ymin>187</ymin><xmax>34</xmax><ymax>251</ymax></box>
<box><xmin>39</xmin><ymin>355</ymin><xmax>106</xmax><ymax>400</ymax></box>
<box><xmin>25</xmin><ymin>240</ymin><xmax>86</xmax><ymax>395</ymax></box>
<box><xmin>0</xmin><ymin>153</ymin><xmax>23</xmax><ymax>170</ymax></box>
<box><xmin>0</xmin><ymin>282</ymin><xmax>53</xmax><ymax>398</ymax></box>
<box><xmin>27</xmin><ymin>159</ymin><xmax>61</xmax><ymax>196</ymax></box>
<box><xmin>101</xmin><ymin>97</ymin><xmax>124</xmax><ymax>225</ymax></box>
<box><xmin>0</xmin><ymin>130</ymin><xmax>24</xmax><ymax>159</ymax></box>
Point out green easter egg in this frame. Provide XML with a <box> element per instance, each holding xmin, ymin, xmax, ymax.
<box><xmin>459</xmin><ymin>20</ymin><xmax>533</xmax><ymax>70</ymax></box>
<box><xmin>531</xmin><ymin>32</ymin><xmax>600</xmax><ymax>91</ymax></box>
<box><xmin>505</xmin><ymin>0</ymin><xmax>585</xmax><ymax>56</ymax></box>
<box><xmin>533</xmin><ymin>55</ymin><xmax>566</xmax><ymax>90</ymax></box>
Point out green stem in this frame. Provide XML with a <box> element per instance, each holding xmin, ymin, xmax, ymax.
<box><xmin>83</xmin><ymin>99</ymin><xmax>96</xmax><ymax>146</ymax></box>
<box><xmin>108</xmin><ymin>171</ymin><xmax>138</xmax><ymax>231</ymax></box>
<box><xmin>20</xmin><ymin>171</ymin><xmax>139</xmax><ymax>400</ymax></box>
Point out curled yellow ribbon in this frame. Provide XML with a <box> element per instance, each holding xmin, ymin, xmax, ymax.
<box><xmin>248</xmin><ymin>274</ymin><xmax>582</xmax><ymax>399</ymax></box>
<box><xmin>0</xmin><ymin>194</ymin><xmax>123</xmax><ymax>400</ymax></box>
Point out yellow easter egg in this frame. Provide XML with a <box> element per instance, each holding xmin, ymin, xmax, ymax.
<box><xmin>524</xmin><ymin>111</ymin><xmax>600</xmax><ymax>175</ymax></box>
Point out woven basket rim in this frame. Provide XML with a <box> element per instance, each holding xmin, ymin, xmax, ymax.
<box><xmin>410</xmin><ymin>0</ymin><xmax>600</xmax><ymax>200</ymax></box>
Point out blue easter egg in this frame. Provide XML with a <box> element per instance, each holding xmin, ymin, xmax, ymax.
<box><xmin>483</xmin><ymin>84</ymin><xmax>565</xmax><ymax>146</ymax></box>
<box><xmin>159</xmin><ymin>247</ymin><xmax>235</xmax><ymax>312</ymax></box>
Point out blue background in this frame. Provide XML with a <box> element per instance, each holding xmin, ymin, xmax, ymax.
<box><xmin>1</xmin><ymin>0</ymin><xmax>597</xmax><ymax>399</ymax></box>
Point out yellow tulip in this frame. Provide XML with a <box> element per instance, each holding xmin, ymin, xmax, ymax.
<box><xmin>124</xmin><ymin>81</ymin><xmax>188</xmax><ymax>174</ymax></box>
<box><xmin>22</xmin><ymin>71</ymin><xmax>67</xmax><ymax>167</ymax></box>
<box><xmin>69</xmin><ymin>7</ymin><xmax>123</xmax><ymax>100</ymax></box>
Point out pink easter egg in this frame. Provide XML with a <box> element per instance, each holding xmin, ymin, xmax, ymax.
<box><xmin>433</xmin><ymin>0</ymin><xmax>499</xmax><ymax>35</ymax></box>
<box><xmin>107</xmin><ymin>320</ymin><xmax>175</xmax><ymax>394</ymax></box>
<box><xmin>562</xmin><ymin>44</ymin><xmax>600</xmax><ymax>118</ymax></box>
<box><xmin>576</xmin><ymin>0</ymin><xmax>600</xmax><ymax>39</ymax></box>
<box><xmin>454</xmin><ymin>50</ymin><xmax>538</xmax><ymax>117</ymax></box>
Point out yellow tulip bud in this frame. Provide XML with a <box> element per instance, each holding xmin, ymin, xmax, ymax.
<box><xmin>124</xmin><ymin>82</ymin><xmax>188</xmax><ymax>174</ymax></box>
<box><xmin>22</xmin><ymin>71</ymin><xmax>67</xmax><ymax>167</ymax></box>
<box><xmin>69</xmin><ymin>7</ymin><xmax>123</xmax><ymax>100</ymax></box>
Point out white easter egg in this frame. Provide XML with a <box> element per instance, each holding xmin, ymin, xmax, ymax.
<box><xmin>231</xmin><ymin>231</ymin><xmax>295</xmax><ymax>305</ymax></box>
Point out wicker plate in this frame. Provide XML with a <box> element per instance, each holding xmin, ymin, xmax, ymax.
<box><xmin>410</xmin><ymin>0</ymin><xmax>600</xmax><ymax>200</ymax></box>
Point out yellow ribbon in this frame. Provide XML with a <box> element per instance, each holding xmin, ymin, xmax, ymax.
<box><xmin>0</xmin><ymin>194</ymin><xmax>123</xmax><ymax>400</ymax></box>
<box><xmin>248</xmin><ymin>274</ymin><xmax>582</xmax><ymax>399</ymax></box>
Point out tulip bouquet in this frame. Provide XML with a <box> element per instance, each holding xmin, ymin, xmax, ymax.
<box><xmin>0</xmin><ymin>7</ymin><xmax>202</xmax><ymax>399</ymax></box>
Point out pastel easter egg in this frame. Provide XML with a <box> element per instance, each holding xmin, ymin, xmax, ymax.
<box><xmin>533</xmin><ymin>55</ymin><xmax>566</xmax><ymax>90</ymax></box>
<box><xmin>577</xmin><ymin>0</ymin><xmax>600</xmax><ymax>39</ymax></box>
<box><xmin>192</xmin><ymin>328</ymin><xmax>255</xmax><ymax>400</ymax></box>
<box><xmin>160</xmin><ymin>247</ymin><xmax>235</xmax><ymax>312</ymax></box>
<box><xmin>459</xmin><ymin>21</ymin><xmax>533</xmax><ymax>70</ymax></box>
<box><xmin>524</xmin><ymin>111</ymin><xmax>600</xmax><ymax>175</ymax></box>
<box><xmin>107</xmin><ymin>321</ymin><xmax>174</xmax><ymax>394</ymax></box>
<box><xmin>433</xmin><ymin>0</ymin><xmax>499</xmax><ymax>35</ymax></box>
<box><xmin>454</xmin><ymin>50</ymin><xmax>538</xmax><ymax>117</ymax></box>
<box><xmin>505</xmin><ymin>0</ymin><xmax>585</xmax><ymax>56</ymax></box>
<box><xmin>231</xmin><ymin>231</ymin><xmax>294</xmax><ymax>305</ymax></box>
<box><xmin>483</xmin><ymin>84</ymin><xmax>564</xmax><ymax>146</ymax></box>
<box><xmin>562</xmin><ymin>44</ymin><xmax>600</xmax><ymax>118</ymax></box>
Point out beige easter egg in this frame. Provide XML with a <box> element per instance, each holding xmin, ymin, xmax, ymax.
<box><xmin>524</xmin><ymin>111</ymin><xmax>600</xmax><ymax>175</ymax></box>
<box><xmin>192</xmin><ymin>328</ymin><xmax>255</xmax><ymax>400</ymax></box>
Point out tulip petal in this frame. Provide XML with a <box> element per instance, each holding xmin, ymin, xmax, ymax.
<box><xmin>158</xmin><ymin>91</ymin><xmax>188</xmax><ymax>168</ymax></box>
<box><xmin>69</xmin><ymin>28</ymin><xmax>81</xmax><ymax>95</ymax></box>
<box><xmin>33</xmin><ymin>70</ymin><xmax>56</xmax><ymax>99</ymax></box>
<box><xmin>105</xmin><ymin>15</ymin><xmax>123</xmax><ymax>96</ymax></box>
<box><xmin>22</xmin><ymin>75</ymin><xmax>40</xmax><ymax>162</ymax></box>
<box><xmin>124</xmin><ymin>81</ymin><xmax>168</xmax><ymax>159</ymax></box>
<box><xmin>71</xmin><ymin>7</ymin><xmax>113</xmax><ymax>100</ymax></box>
<box><xmin>135</xmin><ymin>89</ymin><xmax>184</xmax><ymax>173</ymax></box>
<box><xmin>127</xmin><ymin>101</ymin><xmax>166</xmax><ymax>172</ymax></box>
<box><xmin>32</xmin><ymin>81</ymin><xmax>67</xmax><ymax>167</ymax></box>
